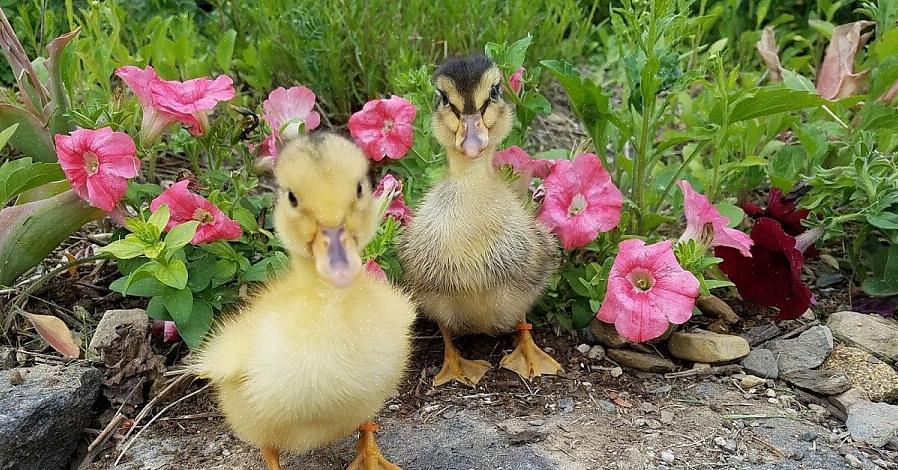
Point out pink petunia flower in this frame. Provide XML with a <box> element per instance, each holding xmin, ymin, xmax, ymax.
<box><xmin>677</xmin><ymin>180</ymin><xmax>753</xmax><ymax>257</ymax></box>
<box><xmin>597</xmin><ymin>239</ymin><xmax>701</xmax><ymax>343</ymax></box>
<box><xmin>508</xmin><ymin>67</ymin><xmax>524</xmax><ymax>94</ymax></box>
<box><xmin>364</xmin><ymin>259</ymin><xmax>388</xmax><ymax>282</ymax></box>
<box><xmin>493</xmin><ymin>146</ymin><xmax>554</xmax><ymax>179</ymax></box>
<box><xmin>536</xmin><ymin>153</ymin><xmax>623</xmax><ymax>249</ymax></box>
<box><xmin>149</xmin><ymin>181</ymin><xmax>242</xmax><ymax>244</ymax></box>
<box><xmin>347</xmin><ymin>96</ymin><xmax>416</xmax><ymax>161</ymax></box>
<box><xmin>152</xmin><ymin>320</ymin><xmax>180</xmax><ymax>343</ymax></box>
<box><xmin>373</xmin><ymin>174</ymin><xmax>413</xmax><ymax>225</ymax></box>
<box><xmin>55</xmin><ymin>127</ymin><xmax>140</xmax><ymax>212</ymax></box>
<box><xmin>115</xmin><ymin>65</ymin><xmax>235</xmax><ymax>143</ymax></box>
<box><xmin>261</xmin><ymin>86</ymin><xmax>321</xmax><ymax>156</ymax></box>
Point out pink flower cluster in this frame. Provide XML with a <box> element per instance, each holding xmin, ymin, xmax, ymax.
<box><xmin>373</xmin><ymin>174</ymin><xmax>413</xmax><ymax>225</ymax></box>
<box><xmin>55</xmin><ymin>128</ymin><xmax>140</xmax><ymax>212</ymax></box>
<box><xmin>116</xmin><ymin>65</ymin><xmax>234</xmax><ymax>144</ymax></box>
<box><xmin>150</xmin><ymin>181</ymin><xmax>242</xmax><ymax>245</ymax></box>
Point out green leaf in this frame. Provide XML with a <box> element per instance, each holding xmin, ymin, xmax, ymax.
<box><xmin>164</xmin><ymin>221</ymin><xmax>199</xmax><ymax>252</ymax></box>
<box><xmin>866</xmin><ymin>212</ymin><xmax>898</xmax><ymax>231</ymax></box>
<box><xmin>215</xmin><ymin>29</ymin><xmax>237</xmax><ymax>72</ymax></box>
<box><xmin>0</xmin><ymin>158</ymin><xmax>66</xmax><ymax>206</ymax></box>
<box><xmin>0</xmin><ymin>123</ymin><xmax>18</xmax><ymax>150</ymax></box>
<box><xmin>98</xmin><ymin>237</ymin><xmax>150</xmax><ymax>260</ymax></box>
<box><xmin>148</xmin><ymin>204</ymin><xmax>171</xmax><ymax>233</ymax></box>
<box><xmin>571</xmin><ymin>302</ymin><xmax>594</xmax><ymax>329</ymax></box>
<box><xmin>704</xmin><ymin>279</ymin><xmax>735</xmax><ymax>290</ymax></box>
<box><xmin>769</xmin><ymin>145</ymin><xmax>805</xmax><ymax>191</ymax></box>
<box><xmin>179</xmin><ymin>299</ymin><xmax>214</xmax><ymax>349</ymax></box>
<box><xmin>0</xmin><ymin>104</ymin><xmax>55</xmax><ymax>162</ymax></box>
<box><xmin>162</xmin><ymin>286</ymin><xmax>194</xmax><ymax>333</ymax></box>
<box><xmin>230</xmin><ymin>206</ymin><xmax>258</xmax><ymax>232</ymax></box>
<box><xmin>715</xmin><ymin>203</ymin><xmax>745</xmax><ymax>228</ymax></box>
<box><xmin>154</xmin><ymin>259</ymin><xmax>189</xmax><ymax>289</ymax></box>
<box><xmin>187</xmin><ymin>254</ymin><xmax>217</xmax><ymax>291</ymax></box>
<box><xmin>781</xmin><ymin>69</ymin><xmax>817</xmax><ymax>94</ymax></box>
<box><xmin>505</xmin><ymin>36</ymin><xmax>533</xmax><ymax>70</ymax></box>
<box><xmin>146</xmin><ymin>295</ymin><xmax>172</xmax><ymax>320</ymax></box>
<box><xmin>728</xmin><ymin>87</ymin><xmax>826</xmax><ymax>123</ymax></box>
<box><xmin>110</xmin><ymin>274</ymin><xmax>165</xmax><ymax>297</ymax></box>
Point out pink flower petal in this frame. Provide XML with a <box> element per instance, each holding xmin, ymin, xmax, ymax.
<box><xmin>508</xmin><ymin>67</ymin><xmax>524</xmax><ymax>94</ymax></box>
<box><xmin>150</xmin><ymin>180</ymin><xmax>242</xmax><ymax>244</ymax></box>
<box><xmin>348</xmin><ymin>96</ymin><xmax>416</xmax><ymax>161</ymax></box>
<box><xmin>595</xmin><ymin>239</ymin><xmax>699</xmax><ymax>343</ymax></box>
<box><xmin>54</xmin><ymin>128</ymin><xmax>138</xmax><ymax>212</ymax></box>
<box><xmin>678</xmin><ymin>180</ymin><xmax>753</xmax><ymax>257</ymax></box>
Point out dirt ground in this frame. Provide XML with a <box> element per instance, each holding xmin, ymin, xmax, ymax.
<box><xmin>81</xmin><ymin>321</ymin><xmax>896</xmax><ymax>470</ymax></box>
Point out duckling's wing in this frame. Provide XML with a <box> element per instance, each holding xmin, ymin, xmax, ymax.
<box><xmin>190</xmin><ymin>315</ymin><xmax>253</xmax><ymax>383</ymax></box>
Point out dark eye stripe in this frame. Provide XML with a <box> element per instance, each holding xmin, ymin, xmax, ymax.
<box><xmin>448</xmin><ymin>103</ymin><xmax>461</xmax><ymax>118</ymax></box>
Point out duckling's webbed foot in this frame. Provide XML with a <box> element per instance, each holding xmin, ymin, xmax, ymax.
<box><xmin>262</xmin><ymin>446</ymin><xmax>282</xmax><ymax>470</ymax></box>
<box><xmin>347</xmin><ymin>422</ymin><xmax>402</xmax><ymax>470</ymax></box>
<box><xmin>433</xmin><ymin>324</ymin><xmax>491</xmax><ymax>387</ymax></box>
<box><xmin>500</xmin><ymin>322</ymin><xmax>564</xmax><ymax>380</ymax></box>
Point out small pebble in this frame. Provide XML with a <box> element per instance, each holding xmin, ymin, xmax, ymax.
<box><xmin>388</xmin><ymin>404</ymin><xmax>400</xmax><ymax>411</ymax></box>
<box><xmin>597</xmin><ymin>400</ymin><xmax>616</xmax><ymax>413</ymax></box>
<box><xmin>713</xmin><ymin>436</ymin><xmax>736</xmax><ymax>454</ymax></box>
<box><xmin>845</xmin><ymin>454</ymin><xmax>863</xmax><ymax>468</ymax></box>
<box><xmin>588</xmin><ymin>345</ymin><xmax>605</xmax><ymax>360</ymax></box>
<box><xmin>576</xmin><ymin>343</ymin><xmax>591</xmax><ymax>354</ymax></box>
<box><xmin>740</xmin><ymin>375</ymin><xmax>766</xmax><ymax>389</ymax></box>
<box><xmin>768</xmin><ymin>398</ymin><xmax>779</xmax><ymax>404</ymax></box>
<box><xmin>807</xmin><ymin>404</ymin><xmax>827</xmax><ymax>415</ymax></box>
<box><xmin>660</xmin><ymin>410</ymin><xmax>674</xmax><ymax>424</ymax></box>
<box><xmin>558</xmin><ymin>397</ymin><xmax>575</xmax><ymax>413</ymax></box>
<box><xmin>800</xmin><ymin>431</ymin><xmax>819</xmax><ymax>442</ymax></box>
<box><xmin>610</xmin><ymin>367</ymin><xmax>623</xmax><ymax>378</ymax></box>
<box><xmin>765</xmin><ymin>389</ymin><xmax>777</xmax><ymax>398</ymax></box>
<box><xmin>222</xmin><ymin>449</ymin><xmax>231</xmax><ymax>457</ymax></box>
<box><xmin>442</xmin><ymin>409</ymin><xmax>457</xmax><ymax>419</ymax></box>
<box><xmin>660</xmin><ymin>450</ymin><xmax>675</xmax><ymax>463</ymax></box>
<box><xmin>9</xmin><ymin>370</ymin><xmax>24</xmax><ymax>386</ymax></box>
<box><xmin>528</xmin><ymin>419</ymin><xmax>545</xmax><ymax>426</ymax></box>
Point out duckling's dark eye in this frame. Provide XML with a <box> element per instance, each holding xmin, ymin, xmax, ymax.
<box><xmin>356</xmin><ymin>181</ymin><xmax>365</xmax><ymax>199</ymax></box>
<box><xmin>287</xmin><ymin>191</ymin><xmax>298</xmax><ymax>208</ymax></box>
<box><xmin>435</xmin><ymin>89</ymin><xmax>449</xmax><ymax>107</ymax></box>
<box><xmin>489</xmin><ymin>83</ymin><xmax>501</xmax><ymax>102</ymax></box>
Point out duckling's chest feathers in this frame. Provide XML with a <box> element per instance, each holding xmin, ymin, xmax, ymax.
<box><xmin>400</xmin><ymin>177</ymin><xmax>556</xmax><ymax>293</ymax></box>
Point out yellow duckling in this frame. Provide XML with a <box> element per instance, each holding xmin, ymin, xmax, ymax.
<box><xmin>193</xmin><ymin>133</ymin><xmax>415</xmax><ymax>470</ymax></box>
<box><xmin>398</xmin><ymin>56</ymin><xmax>562</xmax><ymax>387</ymax></box>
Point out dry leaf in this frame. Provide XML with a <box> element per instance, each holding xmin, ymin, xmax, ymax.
<box><xmin>606</xmin><ymin>390</ymin><xmax>634</xmax><ymax>408</ymax></box>
<box><xmin>756</xmin><ymin>26</ymin><xmax>783</xmax><ymax>82</ymax></box>
<box><xmin>816</xmin><ymin>21</ymin><xmax>875</xmax><ymax>100</ymax></box>
<box><xmin>23</xmin><ymin>313</ymin><xmax>80</xmax><ymax>358</ymax></box>
<box><xmin>62</xmin><ymin>252</ymin><xmax>79</xmax><ymax>277</ymax></box>
<box><xmin>880</xmin><ymin>80</ymin><xmax>898</xmax><ymax>104</ymax></box>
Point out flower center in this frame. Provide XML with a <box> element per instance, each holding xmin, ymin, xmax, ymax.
<box><xmin>627</xmin><ymin>269</ymin><xmax>654</xmax><ymax>292</ymax></box>
<box><xmin>568</xmin><ymin>193</ymin><xmax>587</xmax><ymax>216</ymax></box>
<box><xmin>192</xmin><ymin>208</ymin><xmax>214</xmax><ymax>224</ymax></box>
<box><xmin>382</xmin><ymin>119</ymin><xmax>394</xmax><ymax>133</ymax></box>
<box><xmin>83</xmin><ymin>152</ymin><xmax>100</xmax><ymax>175</ymax></box>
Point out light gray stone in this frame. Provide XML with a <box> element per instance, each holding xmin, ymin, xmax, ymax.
<box><xmin>765</xmin><ymin>325</ymin><xmax>833</xmax><ymax>374</ymax></box>
<box><xmin>846</xmin><ymin>402</ymin><xmax>898</xmax><ymax>448</ymax></box>
<box><xmin>781</xmin><ymin>369</ymin><xmax>852</xmax><ymax>395</ymax></box>
<box><xmin>0</xmin><ymin>365</ymin><xmax>103</xmax><ymax>470</ymax></box>
<box><xmin>606</xmin><ymin>349</ymin><xmax>677</xmax><ymax>373</ymax></box>
<box><xmin>827</xmin><ymin>311</ymin><xmax>898</xmax><ymax>363</ymax></box>
<box><xmin>740</xmin><ymin>348</ymin><xmax>780</xmax><ymax>378</ymax></box>
<box><xmin>87</xmin><ymin>308</ymin><xmax>149</xmax><ymax>360</ymax></box>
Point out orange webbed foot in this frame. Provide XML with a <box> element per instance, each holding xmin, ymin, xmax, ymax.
<box><xmin>346</xmin><ymin>422</ymin><xmax>402</xmax><ymax>470</ymax></box>
<box><xmin>500</xmin><ymin>322</ymin><xmax>563</xmax><ymax>380</ymax></box>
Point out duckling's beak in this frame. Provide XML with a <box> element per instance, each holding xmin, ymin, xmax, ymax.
<box><xmin>311</xmin><ymin>225</ymin><xmax>361</xmax><ymax>288</ymax></box>
<box><xmin>455</xmin><ymin>114</ymin><xmax>489</xmax><ymax>158</ymax></box>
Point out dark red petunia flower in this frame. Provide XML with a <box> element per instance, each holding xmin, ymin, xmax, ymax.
<box><xmin>743</xmin><ymin>188</ymin><xmax>810</xmax><ymax>236</ymax></box>
<box><xmin>716</xmin><ymin>217</ymin><xmax>812</xmax><ymax>320</ymax></box>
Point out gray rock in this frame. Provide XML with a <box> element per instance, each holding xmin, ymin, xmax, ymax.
<box><xmin>606</xmin><ymin>349</ymin><xmax>677</xmax><ymax>373</ymax></box>
<box><xmin>740</xmin><ymin>349</ymin><xmax>780</xmax><ymax>378</ymax></box>
<box><xmin>87</xmin><ymin>308</ymin><xmax>149</xmax><ymax>360</ymax></box>
<box><xmin>0</xmin><ymin>365</ymin><xmax>103</xmax><ymax>470</ymax></box>
<box><xmin>557</xmin><ymin>397</ymin><xmax>574</xmax><ymax>413</ymax></box>
<box><xmin>765</xmin><ymin>326</ymin><xmax>834</xmax><ymax>374</ymax></box>
<box><xmin>587</xmin><ymin>345</ymin><xmax>605</xmax><ymax>360</ymax></box>
<box><xmin>782</xmin><ymin>369</ymin><xmax>852</xmax><ymax>395</ymax></box>
<box><xmin>667</xmin><ymin>331</ymin><xmax>750</xmax><ymax>363</ymax></box>
<box><xmin>827</xmin><ymin>311</ymin><xmax>898</xmax><ymax>363</ymax></box>
<box><xmin>829</xmin><ymin>388</ymin><xmax>871</xmax><ymax>414</ymax></box>
<box><xmin>846</xmin><ymin>402</ymin><xmax>898</xmax><ymax>447</ymax></box>
<box><xmin>597</xmin><ymin>400</ymin><xmax>616</xmax><ymax>413</ymax></box>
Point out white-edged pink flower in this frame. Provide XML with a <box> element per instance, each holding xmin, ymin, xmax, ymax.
<box><xmin>115</xmin><ymin>65</ymin><xmax>234</xmax><ymax>143</ymax></box>
<box><xmin>537</xmin><ymin>153</ymin><xmax>623</xmax><ymax>249</ymax></box>
<box><xmin>348</xmin><ymin>96</ymin><xmax>416</xmax><ymax>161</ymax></box>
<box><xmin>55</xmin><ymin>127</ymin><xmax>140</xmax><ymax>212</ymax></box>
<box><xmin>597</xmin><ymin>239</ymin><xmax>700</xmax><ymax>343</ymax></box>
<box><xmin>493</xmin><ymin>146</ymin><xmax>553</xmax><ymax>179</ymax></box>
<box><xmin>149</xmin><ymin>181</ymin><xmax>242</xmax><ymax>244</ymax></box>
<box><xmin>364</xmin><ymin>259</ymin><xmax>388</xmax><ymax>282</ymax></box>
<box><xmin>373</xmin><ymin>174</ymin><xmax>413</xmax><ymax>225</ymax></box>
<box><xmin>678</xmin><ymin>180</ymin><xmax>753</xmax><ymax>257</ymax></box>
<box><xmin>508</xmin><ymin>67</ymin><xmax>524</xmax><ymax>94</ymax></box>
<box><xmin>261</xmin><ymin>86</ymin><xmax>321</xmax><ymax>156</ymax></box>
